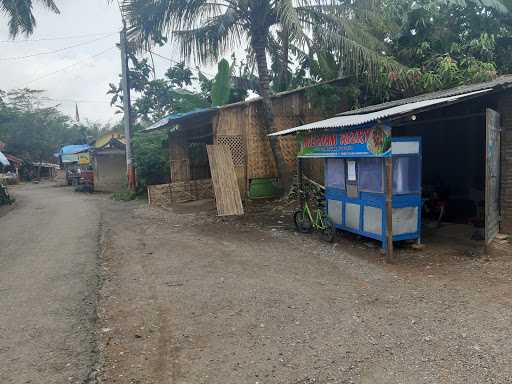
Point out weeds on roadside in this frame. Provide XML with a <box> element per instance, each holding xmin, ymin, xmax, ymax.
<box><xmin>111</xmin><ymin>189</ymin><xmax>137</xmax><ymax>201</ymax></box>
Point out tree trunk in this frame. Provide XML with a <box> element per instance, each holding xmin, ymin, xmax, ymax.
<box><xmin>252</xmin><ymin>36</ymin><xmax>290</xmax><ymax>194</ymax></box>
<box><xmin>280</xmin><ymin>28</ymin><xmax>290</xmax><ymax>91</ymax></box>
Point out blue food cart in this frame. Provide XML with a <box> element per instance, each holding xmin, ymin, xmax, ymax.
<box><xmin>296</xmin><ymin>124</ymin><xmax>422</xmax><ymax>255</ymax></box>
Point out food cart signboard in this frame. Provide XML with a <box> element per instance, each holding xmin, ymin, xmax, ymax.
<box><xmin>78</xmin><ymin>152</ymin><xmax>90</xmax><ymax>165</ymax></box>
<box><xmin>298</xmin><ymin>125</ymin><xmax>392</xmax><ymax>158</ymax></box>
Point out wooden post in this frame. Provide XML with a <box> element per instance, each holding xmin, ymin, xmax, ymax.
<box><xmin>385</xmin><ymin>157</ymin><xmax>394</xmax><ymax>262</ymax></box>
<box><xmin>120</xmin><ymin>23</ymin><xmax>136</xmax><ymax>191</ymax></box>
<box><xmin>297</xmin><ymin>157</ymin><xmax>304</xmax><ymax>210</ymax></box>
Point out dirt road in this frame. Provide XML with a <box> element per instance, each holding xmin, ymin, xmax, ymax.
<box><xmin>97</xmin><ymin>199</ymin><xmax>512</xmax><ymax>384</ymax></box>
<box><xmin>2</xmin><ymin>183</ymin><xmax>511</xmax><ymax>383</ymax></box>
<box><xmin>0</xmin><ymin>183</ymin><xmax>99</xmax><ymax>384</ymax></box>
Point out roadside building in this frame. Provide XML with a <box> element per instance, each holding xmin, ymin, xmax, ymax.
<box><xmin>32</xmin><ymin>162</ymin><xmax>60</xmax><ymax>180</ymax></box>
<box><xmin>270</xmin><ymin>75</ymin><xmax>512</xmax><ymax>257</ymax></box>
<box><xmin>144</xmin><ymin>79</ymin><xmax>347</xmax><ymax>203</ymax></box>
<box><xmin>92</xmin><ymin>133</ymin><xmax>127</xmax><ymax>193</ymax></box>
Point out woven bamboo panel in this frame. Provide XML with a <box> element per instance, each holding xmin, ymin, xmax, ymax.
<box><xmin>215</xmin><ymin>108</ymin><xmax>247</xmax><ymax>136</ymax></box>
<box><xmin>170</xmin><ymin>179</ymin><xmax>213</xmax><ymax>203</ymax></box>
<box><xmin>247</xmin><ymin>135</ymin><xmax>298</xmax><ymax>179</ymax></box>
<box><xmin>216</xmin><ymin>135</ymin><xmax>246</xmax><ymax>166</ymax></box>
<box><xmin>279</xmin><ymin>135</ymin><xmax>299</xmax><ymax>165</ymax></box>
<box><xmin>147</xmin><ymin>184</ymin><xmax>172</xmax><ymax>207</ymax></box>
<box><xmin>207</xmin><ymin>145</ymin><xmax>244</xmax><ymax>216</ymax></box>
<box><xmin>247</xmin><ymin>134</ymin><xmax>277</xmax><ymax>179</ymax></box>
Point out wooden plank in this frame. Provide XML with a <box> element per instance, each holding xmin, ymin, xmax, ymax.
<box><xmin>385</xmin><ymin>157</ymin><xmax>394</xmax><ymax>262</ymax></box>
<box><xmin>486</xmin><ymin>108</ymin><xmax>502</xmax><ymax>247</ymax></box>
<box><xmin>207</xmin><ymin>145</ymin><xmax>244</xmax><ymax>216</ymax></box>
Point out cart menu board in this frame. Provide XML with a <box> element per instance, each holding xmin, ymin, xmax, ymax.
<box><xmin>298</xmin><ymin>125</ymin><xmax>392</xmax><ymax>158</ymax></box>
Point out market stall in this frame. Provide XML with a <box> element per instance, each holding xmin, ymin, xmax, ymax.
<box><xmin>295</xmin><ymin>124</ymin><xmax>422</xmax><ymax>254</ymax></box>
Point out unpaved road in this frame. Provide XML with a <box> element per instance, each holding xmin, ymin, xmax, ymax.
<box><xmin>97</xmin><ymin>199</ymin><xmax>512</xmax><ymax>384</ymax></box>
<box><xmin>2</xmin><ymin>183</ymin><xmax>512</xmax><ymax>384</ymax></box>
<box><xmin>0</xmin><ymin>183</ymin><xmax>99</xmax><ymax>384</ymax></box>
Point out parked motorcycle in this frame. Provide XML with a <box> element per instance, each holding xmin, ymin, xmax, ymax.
<box><xmin>0</xmin><ymin>184</ymin><xmax>13</xmax><ymax>205</ymax></box>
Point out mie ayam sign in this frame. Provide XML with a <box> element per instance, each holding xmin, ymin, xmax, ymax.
<box><xmin>298</xmin><ymin>125</ymin><xmax>392</xmax><ymax>158</ymax></box>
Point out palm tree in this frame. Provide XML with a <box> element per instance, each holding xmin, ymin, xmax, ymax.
<box><xmin>1</xmin><ymin>0</ymin><xmax>60</xmax><ymax>38</ymax></box>
<box><xmin>120</xmin><ymin>1</ymin><xmax>411</xmax><ymax>191</ymax></box>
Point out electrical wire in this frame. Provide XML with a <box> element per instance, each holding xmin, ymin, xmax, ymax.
<box><xmin>148</xmin><ymin>50</ymin><xmax>215</xmax><ymax>78</ymax></box>
<box><xmin>19</xmin><ymin>46</ymin><xmax>117</xmax><ymax>87</ymax></box>
<box><xmin>0</xmin><ymin>31</ymin><xmax>118</xmax><ymax>43</ymax></box>
<box><xmin>43</xmin><ymin>97</ymin><xmax>111</xmax><ymax>104</ymax></box>
<box><xmin>0</xmin><ymin>33</ymin><xmax>117</xmax><ymax>61</ymax></box>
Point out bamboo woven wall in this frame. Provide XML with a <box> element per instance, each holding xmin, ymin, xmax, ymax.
<box><xmin>236</xmin><ymin>91</ymin><xmax>323</xmax><ymax>181</ymax></box>
<box><xmin>168</xmin><ymin>86</ymin><xmax>337</xmax><ymax>199</ymax></box>
<box><xmin>147</xmin><ymin>184</ymin><xmax>172</xmax><ymax>207</ymax></box>
<box><xmin>214</xmin><ymin>107</ymin><xmax>248</xmax><ymax>196</ymax></box>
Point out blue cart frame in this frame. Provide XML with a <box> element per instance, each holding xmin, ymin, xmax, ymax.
<box><xmin>298</xmin><ymin>127</ymin><xmax>422</xmax><ymax>251</ymax></box>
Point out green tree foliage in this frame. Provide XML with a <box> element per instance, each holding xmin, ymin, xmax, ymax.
<box><xmin>1</xmin><ymin>0</ymin><xmax>60</xmax><ymax>38</ymax></box>
<box><xmin>383</xmin><ymin>0</ymin><xmax>512</xmax><ymax>96</ymax></box>
<box><xmin>108</xmin><ymin>57</ymin><xmax>209</xmax><ymax>124</ymax></box>
<box><xmin>120</xmin><ymin>0</ymin><xmax>407</xmax><ymax>191</ymax></box>
<box><xmin>211</xmin><ymin>59</ymin><xmax>232</xmax><ymax>107</ymax></box>
<box><xmin>108</xmin><ymin>54</ymin><xmax>255</xmax><ymax>190</ymax></box>
<box><xmin>0</xmin><ymin>89</ymin><xmax>103</xmax><ymax>161</ymax></box>
<box><xmin>132</xmin><ymin>130</ymin><xmax>169</xmax><ymax>190</ymax></box>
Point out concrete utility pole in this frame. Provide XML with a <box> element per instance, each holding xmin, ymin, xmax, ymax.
<box><xmin>120</xmin><ymin>22</ymin><xmax>136</xmax><ymax>191</ymax></box>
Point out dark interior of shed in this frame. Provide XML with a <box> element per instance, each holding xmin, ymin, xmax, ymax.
<box><xmin>184</xmin><ymin>123</ymin><xmax>213</xmax><ymax>181</ymax></box>
<box><xmin>393</xmin><ymin>99</ymin><xmax>489</xmax><ymax>238</ymax></box>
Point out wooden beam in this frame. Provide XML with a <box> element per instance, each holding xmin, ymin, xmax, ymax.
<box><xmin>297</xmin><ymin>158</ymin><xmax>304</xmax><ymax>210</ymax></box>
<box><xmin>385</xmin><ymin>157</ymin><xmax>394</xmax><ymax>263</ymax></box>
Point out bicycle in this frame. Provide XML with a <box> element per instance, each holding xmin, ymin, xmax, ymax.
<box><xmin>293</xmin><ymin>191</ymin><xmax>336</xmax><ymax>242</ymax></box>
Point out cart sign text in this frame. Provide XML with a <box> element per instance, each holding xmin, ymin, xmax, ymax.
<box><xmin>299</xmin><ymin>125</ymin><xmax>392</xmax><ymax>158</ymax></box>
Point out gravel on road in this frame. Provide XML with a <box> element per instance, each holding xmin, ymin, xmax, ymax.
<box><xmin>0</xmin><ymin>183</ymin><xmax>100</xmax><ymax>384</ymax></box>
<box><xmin>96</xmin><ymin>198</ymin><xmax>512</xmax><ymax>384</ymax></box>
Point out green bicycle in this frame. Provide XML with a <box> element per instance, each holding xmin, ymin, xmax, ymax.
<box><xmin>293</xmin><ymin>191</ymin><xmax>336</xmax><ymax>243</ymax></box>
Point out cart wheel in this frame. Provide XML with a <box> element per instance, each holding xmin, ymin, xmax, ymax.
<box><xmin>321</xmin><ymin>217</ymin><xmax>336</xmax><ymax>243</ymax></box>
<box><xmin>294</xmin><ymin>210</ymin><xmax>312</xmax><ymax>233</ymax></box>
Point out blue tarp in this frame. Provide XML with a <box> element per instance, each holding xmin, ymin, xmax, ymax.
<box><xmin>59</xmin><ymin>144</ymin><xmax>90</xmax><ymax>156</ymax></box>
<box><xmin>144</xmin><ymin>108</ymin><xmax>217</xmax><ymax>132</ymax></box>
<box><xmin>0</xmin><ymin>151</ymin><xmax>9</xmax><ymax>166</ymax></box>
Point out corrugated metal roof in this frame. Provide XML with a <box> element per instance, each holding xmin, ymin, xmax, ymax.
<box><xmin>340</xmin><ymin>75</ymin><xmax>512</xmax><ymax>116</ymax></box>
<box><xmin>269</xmin><ymin>89</ymin><xmax>491</xmax><ymax>136</ymax></box>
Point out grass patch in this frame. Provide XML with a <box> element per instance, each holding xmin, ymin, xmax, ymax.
<box><xmin>111</xmin><ymin>189</ymin><xmax>137</xmax><ymax>201</ymax></box>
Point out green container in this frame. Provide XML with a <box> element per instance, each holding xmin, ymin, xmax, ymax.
<box><xmin>249</xmin><ymin>177</ymin><xmax>278</xmax><ymax>199</ymax></box>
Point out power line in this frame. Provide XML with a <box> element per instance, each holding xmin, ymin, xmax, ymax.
<box><xmin>0</xmin><ymin>31</ymin><xmax>118</xmax><ymax>44</ymax></box>
<box><xmin>19</xmin><ymin>46</ymin><xmax>117</xmax><ymax>87</ymax></box>
<box><xmin>43</xmin><ymin>97</ymin><xmax>111</xmax><ymax>104</ymax></box>
<box><xmin>148</xmin><ymin>50</ymin><xmax>215</xmax><ymax>78</ymax></box>
<box><xmin>0</xmin><ymin>33</ymin><xmax>117</xmax><ymax>61</ymax></box>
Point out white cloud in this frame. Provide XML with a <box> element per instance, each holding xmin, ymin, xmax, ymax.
<box><xmin>0</xmin><ymin>1</ymin><xmax>247</xmax><ymax>124</ymax></box>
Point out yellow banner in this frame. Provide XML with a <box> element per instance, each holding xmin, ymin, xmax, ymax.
<box><xmin>78</xmin><ymin>153</ymin><xmax>90</xmax><ymax>165</ymax></box>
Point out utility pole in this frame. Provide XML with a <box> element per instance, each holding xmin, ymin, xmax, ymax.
<box><xmin>120</xmin><ymin>22</ymin><xmax>136</xmax><ymax>191</ymax></box>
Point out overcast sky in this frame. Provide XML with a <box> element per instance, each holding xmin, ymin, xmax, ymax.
<box><xmin>0</xmin><ymin>0</ymin><xmax>215</xmax><ymax>125</ymax></box>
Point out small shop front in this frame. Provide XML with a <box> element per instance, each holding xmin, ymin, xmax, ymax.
<box><xmin>297</xmin><ymin>125</ymin><xmax>422</xmax><ymax>254</ymax></box>
<box><xmin>271</xmin><ymin>79</ymin><xmax>512</xmax><ymax>261</ymax></box>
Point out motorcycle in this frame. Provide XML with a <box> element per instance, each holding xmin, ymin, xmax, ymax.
<box><xmin>0</xmin><ymin>183</ymin><xmax>13</xmax><ymax>205</ymax></box>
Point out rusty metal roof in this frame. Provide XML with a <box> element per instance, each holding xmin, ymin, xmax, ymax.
<box><xmin>270</xmin><ymin>89</ymin><xmax>491</xmax><ymax>136</ymax></box>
